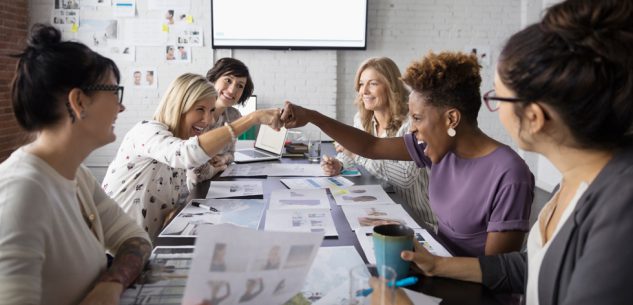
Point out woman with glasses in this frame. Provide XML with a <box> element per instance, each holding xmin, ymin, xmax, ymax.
<box><xmin>281</xmin><ymin>51</ymin><xmax>535</xmax><ymax>257</ymax></box>
<box><xmin>372</xmin><ymin>0</ymin><xmax>633</xmax><ymax>304</ymax></box>
<box><xmin>320</xmin><ymin>57</ymin><xmax>435</xmax><ymax>229</ymax></box>
<box><xmin>102</xmin><ymin>73</ymin><xmax>282</xmax><ymax>240</ymax></box>
<box><xmin>0</xmin><ymin>24</ymin><xmax>151</xmax><ymax>305</ymax></box>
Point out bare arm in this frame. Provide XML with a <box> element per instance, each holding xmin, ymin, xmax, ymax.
<box><xmin>80</xmin><ymin>237</ymin><xmax>151</xmax><ymax>305</ymax></box>
<box><xmin>485</xmin><ymin>231</ymin><xmax>525</xmax><ymax>255</ymax></box>
<box><xmin>281</xmin><ymin>101</ymin><xmax>411</xmax><ymax>161</ymax></box>
<box><xmin>198</xmin><ymin>108</ymin><xmax>281</xmax><ymax>156</ymax></box>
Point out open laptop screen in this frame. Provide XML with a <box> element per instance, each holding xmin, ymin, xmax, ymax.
<box><xmin>255</xmin><ymin>125</ymin><xmax>287</xmax><ymax>154</ymax></box>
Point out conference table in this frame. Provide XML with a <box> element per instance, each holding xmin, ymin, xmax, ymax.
<box><xmin>151</xmin><ymin>143</ymin><xmax>517</xmax><ymax>305</ymax></box>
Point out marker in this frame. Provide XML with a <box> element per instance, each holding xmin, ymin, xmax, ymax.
<box><xmin>355</xmin><ymin>276</ymin><xmax>419</xmax><ymax>297</ymax></box>
<box><xmin>191</xmin><ymin>201</ymin><xmax>219</xmax><ymax>212</ymax></box>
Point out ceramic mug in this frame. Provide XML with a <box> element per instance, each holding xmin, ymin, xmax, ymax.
<box><xmin>372</xmin><ymin>224</ymin><xmax>414</xmax><ymax>280</ymax></box>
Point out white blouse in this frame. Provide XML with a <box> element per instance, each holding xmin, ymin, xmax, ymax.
<box><xmin>526</xmin><ymin>182</ymin><xmax>588</xmax><ymax>305</ymax></box>
<box><xmin>102</xmin><ymin>120</ymin><xmax>213</xmax><ymax>240</ymax></box>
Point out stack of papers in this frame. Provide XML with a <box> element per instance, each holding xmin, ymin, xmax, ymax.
<box><xmin>206</xmin><ymin>180</ymin><xmax>264</xmax><ymax>198</ymax></box>
<box><xmin>341</xmin><ymin>204</ymin><xmax>421</xmax><ymax>231</ymax></box>
<box><xmin>331</xmin><ymin>185</ymin><xmax>395</xmax><ymax>205</ymax></box>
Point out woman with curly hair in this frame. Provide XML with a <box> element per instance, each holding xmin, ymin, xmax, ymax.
<box><xmin>321</xmin><ymin>57</ymin><xmax>435</xmax><ymax>228</ymax></box>
<box><xmin>281</xmin><ymin>52</ymin><xmax>534</xmax><ymax>257</ymax></box>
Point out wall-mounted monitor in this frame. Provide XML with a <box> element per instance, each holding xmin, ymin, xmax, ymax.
<box><xmin>211</xmin><ymin>0</ymin><xmax>368</xmax><ymax>50</ymax></box>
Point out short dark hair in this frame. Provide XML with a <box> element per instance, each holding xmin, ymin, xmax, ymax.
<box><xmin>498</xmin><ymin>0</ymin><xmax>633</xmax><ymax>149</ymax></box>
<box><xmin>206</xmin><ymin>57</ymin><xmax>254</xmax><ymax>106</ymax></box>
<box><xmin>401</xmin><ymin>52</ymin><xmax>482</xmax><ymax>124</ymax></box>
<box><xmin>10</xmin><ymin>24</ymin><xmax>120</xmax><ymax>132</ymax></box>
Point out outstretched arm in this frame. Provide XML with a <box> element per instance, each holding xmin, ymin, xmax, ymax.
<box><xmin>281</xmin><ymin>102</ymin><xmax>411</xmax><ymax>161</ymax></box>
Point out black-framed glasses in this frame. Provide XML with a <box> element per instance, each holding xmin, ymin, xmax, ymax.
<box><xmin>482</xmin><ymin>89</ymin><xmax>524</xmax><ymax>112</ymax></box>
<box><xmin>81</xmin><ymin>84</ymin><xmax>124</xmax><ymax>105</ymax></box>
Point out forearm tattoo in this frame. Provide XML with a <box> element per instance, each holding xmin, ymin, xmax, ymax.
<box><xmin>98</xmin><ymin>237</ymin><xmax>152</xmax><ymax>288</ymax></box>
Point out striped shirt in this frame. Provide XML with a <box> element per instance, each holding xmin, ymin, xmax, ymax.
<box><xmin>337</xmin><ymin>113</ymin><xmax>436</xmax><ymax>229</ymax></box>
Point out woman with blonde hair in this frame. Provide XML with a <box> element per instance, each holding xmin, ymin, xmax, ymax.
<box><xmin>103</xmin><ymin>73</ymin><xmax>281</xmax><ymax>240</ymax></box>
<box><xmin>321</xmin><ymin>57</ymin><xmax>434</xmax><ymax>228</ymax></box>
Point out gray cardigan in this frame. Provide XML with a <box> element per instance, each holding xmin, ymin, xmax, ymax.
<box><xmin>479</xmin><ymin>145</ymin><xmax>633</xmax><ymax>304</ymax></box>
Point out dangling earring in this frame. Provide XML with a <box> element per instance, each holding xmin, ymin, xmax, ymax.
<box><xmin>80</xmin><ymin>110</ymin><xmax>86</xmax><ymax>119</ymax></box>
<box><xmin>447</xmin><ymin>127</ymin><xmax>456</xmax><ymax>137</ymax></box>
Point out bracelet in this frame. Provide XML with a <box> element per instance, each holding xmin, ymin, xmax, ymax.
<box><xmin>224</xmin><ymin>122</ymin><xmax>236</xmax><ymax>142</ymax></box>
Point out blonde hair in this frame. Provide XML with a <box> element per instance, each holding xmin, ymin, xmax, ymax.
<box><xmin>353</xmin><ymin>57</ymin><xmax>409</xmax><ymax>136</ymax></box>
<box><xmin>153</xmin><ymin>73</ymin><xmax>217</xmax><ymax>138</ymax></box>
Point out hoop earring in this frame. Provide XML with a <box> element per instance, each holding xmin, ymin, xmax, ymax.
<box><xmin>447</xmin><ymin>127</ymin><xmax>456</xmax><ymax>137</ymax></box>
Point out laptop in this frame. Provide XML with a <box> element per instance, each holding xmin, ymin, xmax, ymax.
<box><xmin>234</xmin><ymin>125</ymin><xmax>288</xmax><ymax>163</ymax></box>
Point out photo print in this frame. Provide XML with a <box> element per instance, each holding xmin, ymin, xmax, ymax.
<box><xmin>165</xmin><ymin>44</ymin><xmax>191</xmax><ymax>63</ymax></box>
<box><xmin>129</xmin><ymin>68</ymin><xmax>158</xmax><ymax>89</ymax></box>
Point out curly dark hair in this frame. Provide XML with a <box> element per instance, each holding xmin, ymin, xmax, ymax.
<box><xmin>401</xmin><ymin>52</ymin><xmax>482</xmax><ymax>124</ymax></box>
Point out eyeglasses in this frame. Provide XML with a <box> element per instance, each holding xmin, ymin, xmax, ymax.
<box><xmin>81</xmin><ymin>84</ymin><xmax>124</xmax><ymax>105</ymax></box>
<box><xmin>482</xmin><ymin>89</ymin><xmax>524</xmax><ymax>112</ymax></box>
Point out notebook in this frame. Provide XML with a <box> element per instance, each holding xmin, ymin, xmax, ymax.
<box><xmin>234</xmin><ymin>125</ymin><xmax>288</xmax><ymax>163</ymax></box>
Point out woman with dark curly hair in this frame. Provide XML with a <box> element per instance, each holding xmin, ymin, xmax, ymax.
<box><xmin>281</xmin><ymin>51</ymin><xmax>535</xmax><ymax>257</ymax></box>
<box><xmin>369</xmin><ymin>0</ymin><xmax>633</xmax><ymax>304</ymax></box>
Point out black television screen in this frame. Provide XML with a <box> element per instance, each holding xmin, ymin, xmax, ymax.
<box><xmin>211</xmin><ymin>0</ymin><xmax>368</xmax><ymax>50</ymax></box>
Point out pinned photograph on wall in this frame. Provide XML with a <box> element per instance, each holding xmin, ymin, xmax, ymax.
<box><xmin>98</xmin><ymin>42</ymin><xmax>135</xmax><ymax>62</ymax></box>
<box><xmin>169</xmin><ymin>24</ymin><xmax>203</xmax><ymax>46</ymax></box>
<box><xmin>165</xmin><ymin>44</ymin><xmax>191</xmax><ymax>63</ymax></box>
<box><xmin>163</xmin><ymin>9</ymin><xmax>191</xmax><ymax>27</ymax></box>
<box><xmin>76</xmin><ymin>19</ymin><xmax>117</xmax><ymax>49</ymax></box>
<box><xmin>51</xmin><ymin>9</ymin><xmax>79</xmax><ymax>31</ymax></box>
<box><xmin>113</xmin><ymin>0</ymin><xmax>136</xmax><ymax>17</ymax></box>
<box><xmin>55</xmin><ymin>0</ymin><xmax>80</xmax><ymax>9</ymax></box>
<box><xmin>129</xmin><ymin>68</ymin><xmax>158</xmax><ymax>89</ymax></box>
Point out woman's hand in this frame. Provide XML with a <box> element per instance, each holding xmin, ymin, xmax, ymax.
<box><xmin>78</xmin><ymin>282</ymin><xmax>123</xmax><ymax>305</ymax></box>
<box><xmin>321</xmin><ymin>155</ymin><xmax>343</xmax><ymax>176</ymax></box>
<box><xmin>401</xmin><ymin>239</ymin><xmax>439</xmax><ymax>276</ymax></box>
<box><xmin>368</xmin><ymin>277</ymin><xmax>413</xmax><ymax>305</ymax></box>
<box><xmin>254</xmin><ymin>108</ymin><xmax>283</xmax><ymax>130</ymax></box>
<box><xmin>210</xmin><ymin>154</ymin><xmax>232</xmax><ymax>167</ymax></box>
<box><xmin>280</xmin><ymin>101</ymin><xmax>310</xmax><ymax>128</ymax></box>
<box><xmin>335</xmin><ymin>143</ymin><xmax>355</xmax><ymax>159</ymax></box>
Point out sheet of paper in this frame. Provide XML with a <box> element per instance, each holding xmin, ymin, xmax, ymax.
<box><xmin>280</xmin><ymin>176</ymin><xmax>354</xmax><ymax>190</ymax></box>
<box><xmin>295</xmin><ymin>246</ymin><xmax>365</xmax><ymax>305</ymax></box>
<box><xmin>341</xmin><ymin>204</ymin><xmax>421</xmax><ymax>231</ymax></box>
<box><xmin>265</xmin><ymin>209</ymin><xmax>338</xmax><ymax>237</ymax></box>
<box><xmin>120</xmin><ymin>246</ymin><xmax>194</xmax><ymax>305</ymax></box>
<box><xmin>122</xmin><ymin>19</ymin><xmax>167</xmax><ymax>46</ymax></box>
<box><xmin>207</xmin><ymin>180</ymin><xmax>264</xmax><ymax>198</ymax></box>
<box><xmin>267</xmin><ymin>163</ymin><xmax>327</xmax><ymax>177</ymax></box>
<box><xmin>269</xmin><ymin>188</ymin><xmax>330</xmax><ymax>210</ymax></box>
<box><xmin>403</xmin><ymin>288</ymin><xmax>443</xmax><ymax>305</ymax></box>
<box><xmin>331</xmin><ymin>185</ymin><xmax>396</xmax><ymax>206</ymax></box>
<box><xmin>159</xmin><ymin>199</ymin><xmax>266</xmax><ymax>237</ymax></box>
<box><xmin>182</xmin><ymin>224</ymin><xmax>323</xmax><ymax>305</ymax></box>
<box><xmin>221</xmin><ymin>163</ymin><xmax>269</xmax><ymax>177</ymax></box>
<box><xmin>355</xmin><ymin>227</ymin><xmax>452</xmax><ymax>264</ymax></box>
<box><xmin>113</xmin><ymin>0</ymin><xmax>136</xmax><ymax>17</ymax></box>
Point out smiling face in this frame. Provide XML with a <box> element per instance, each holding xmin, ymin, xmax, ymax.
<box><xmin>214</xmin><ymin>74</ymin><xmax>247</xmax><ymax>109</ymax></box>
<box><xmin>407</xmin><ymin>91</ymin><xmax>454</xmax><ymax>164</ymax></box>
<box><xmin>82</xmin><ymin>69</ymin><xmax>125</xmax><ymax>146</ymax></box>
<box><xmin>177</xmin><ymin>97</ymin><xmax>216</xmax><ymax>138</ymax></box>
<box><xmin>358</xmin><ymin>67</ymin><xmax>388</xmax><ymax>112</ymax></box>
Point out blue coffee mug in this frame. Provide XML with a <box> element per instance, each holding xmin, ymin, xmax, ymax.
<box><xmin>373</xmin><ymin>224</ymin><xmax>414</xmax><ymax>280</ymax></box>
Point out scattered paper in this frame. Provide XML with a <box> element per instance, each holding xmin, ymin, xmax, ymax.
<box><xmin>159</xmin><ymin>199</ymin><xmax>266</xmax><ymax>237</ymax></box>
<box><xmin>207</xmin><ymin>180</ymin><xmax>263</xmax><ymax>199</ymax></box>
<box><xmin>280</xmin><ymin>176</ymin><xmax>354</xmax><ymax>190</ymax></box>
<box><xmin>182</xmin><ymin>224</ymin><xmax>323</xmax><ymax>305</ymax></box>
<box><xmin>341</xmin><ymin>204</ymin><xmax>421</xmax><ymax>231</ymax></box>
<box><xmin>269</xmin><ymin>188</ymin><xmax>330</xmax><ymax>210</ymax></box>
<box><xmin>265</xmin><ymin>209</ymin><xmax>338</xmax><ymax>237</ymax></box>
<box><xmin>403</xmin><ymin>288</ymin><xmax>443</xmax><ymax>305</ymax></box>
<box><xmin>331</xmin><ymin>185</ymin><xmax>396</xmax><ymax>206</ymax></box>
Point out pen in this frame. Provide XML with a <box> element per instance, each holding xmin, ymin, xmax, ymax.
<box><xmin>355</xmin><ymin>276</ymin><xmax>418</xmax><ymax>297</ymax></box>
<box><xmin>191</xmin><ymin>201</ymin><xmax>219</xmax><ymax>212</ymax></box>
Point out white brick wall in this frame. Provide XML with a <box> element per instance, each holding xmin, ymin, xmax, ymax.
<box><xmin>28</xmin><ymin>0</ymin><xmax>549</xmax><ymax>182</ymax></box>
